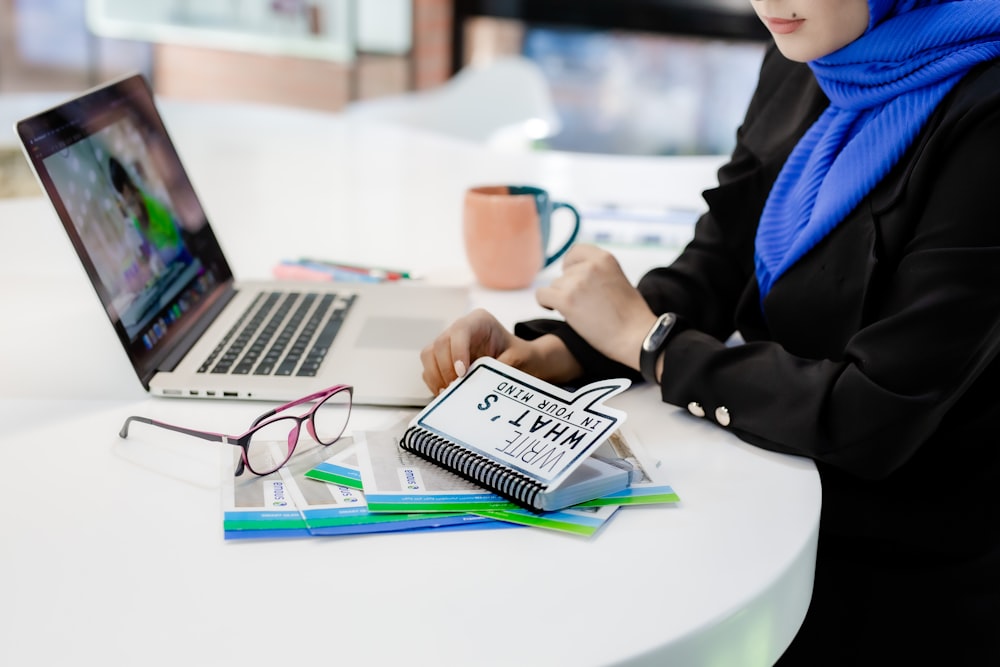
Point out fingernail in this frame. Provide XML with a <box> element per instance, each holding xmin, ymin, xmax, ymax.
<box><xmin>454</xmin><ymin>360</ymin><xmax>467</xmax><ymax>378</ymax></box>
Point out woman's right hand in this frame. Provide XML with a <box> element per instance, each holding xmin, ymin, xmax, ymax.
<box><xmin>420</xmin><ymin>308</ymin><xmax>582</xmax><ymax>394</ymax></box>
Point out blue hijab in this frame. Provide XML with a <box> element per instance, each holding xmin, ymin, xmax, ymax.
<box><xmin>753</xmin><ymin>0</ymin><xmax>1000</xmax><ymax>301</ymax></box>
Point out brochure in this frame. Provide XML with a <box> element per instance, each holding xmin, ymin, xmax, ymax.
<box><xmin>474</xmin><ymin>504</ymin><xmax>619</xmax><ymax>537</ymax></box>
<box><xmin>296</xmin><ymin>440</ymin><xmax>501</xmax><ymax>534</ymax></box>
<box><xmin>357</xmin><ymin>423</ymin><xmax>520</xmax><ymax>513</ymax></box>
<box><xmin>221</xmin><ymin>435</ymin><xmax>501</xmax><ymax>539</ymax></box>
<box><xmin>354</xmin><ymin>414</ymin><xmax>680</xmax><ymax>535</ymax></box>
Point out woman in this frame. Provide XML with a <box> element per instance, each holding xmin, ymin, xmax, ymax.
<box><xmin>422</xmin><ymin>1</ymin><xmax>1000</xmax><ymax>663</ymax></box>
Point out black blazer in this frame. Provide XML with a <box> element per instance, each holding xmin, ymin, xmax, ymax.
<box><xmin>519</xmin><ymin>45</ymin><xmax>1000</xmax><ymax>560</ymax></box>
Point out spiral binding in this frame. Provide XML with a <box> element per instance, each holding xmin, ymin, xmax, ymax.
<box><xmin>401</xmin><ymin>425</ymin><xmax>546</xmax><ymax>511</ymax></box>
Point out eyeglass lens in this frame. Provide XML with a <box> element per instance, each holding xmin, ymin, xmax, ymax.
<box><xmin>243</xmin><ymin>388</ymin><xmax>352</xmax><ymax>475</ymax></box>
<box><xmin>308</xmin><ymin>387</ymin><xmax>352</xmax><ymax>444</ymax></box>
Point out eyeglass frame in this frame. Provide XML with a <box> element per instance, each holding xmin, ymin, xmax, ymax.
<box><xmin>118</xmin><ymin>384</ymin><xmax>354</xmax><ymax>476</ymax></box>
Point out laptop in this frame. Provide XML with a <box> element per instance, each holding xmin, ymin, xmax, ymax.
<box><xmin>15</xmin><ymin>73</ymin><xmax>467</xmax><ymax>407</ymax></box>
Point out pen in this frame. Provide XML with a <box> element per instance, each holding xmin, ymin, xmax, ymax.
<box><xmin>300</xmin><ymin>258</ymin><xmax>413</xmax><ymax>281</ymax></box>
<box><xmin>273</xmin><ymin>260</ymin><xmax>386</xmax><ymax>284</ymax></box>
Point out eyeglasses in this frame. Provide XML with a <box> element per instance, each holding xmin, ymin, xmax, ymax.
<box><xmin>118</xmin><ymin>385</ymin><xmax>353</xmax><ymax>476</ymax></box>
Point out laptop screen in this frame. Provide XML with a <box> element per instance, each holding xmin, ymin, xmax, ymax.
<box><xmin>17</xmin><ymin>74</ymin><xmax>234</xmax><ymax>384</ymax></box>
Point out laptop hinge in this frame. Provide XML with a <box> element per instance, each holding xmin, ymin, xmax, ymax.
<box><xmin>155</xmin><ymin>282</ymin><xmax>238</xmax><ymax>373</ymax></box>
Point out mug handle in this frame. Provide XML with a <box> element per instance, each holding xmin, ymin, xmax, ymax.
<box><xmin>543</xmin><ymin>202</ymin><xmax>581</xmax><ymax>267</ymax></box>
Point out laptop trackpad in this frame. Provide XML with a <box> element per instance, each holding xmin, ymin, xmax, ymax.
<box><xmin>356</xmin><ymin>317</ymin><xmax>445</xmax><ymax>350</ymax></box>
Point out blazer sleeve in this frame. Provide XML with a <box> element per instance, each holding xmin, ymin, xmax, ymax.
<box><xmin>657</xmin><ymin>63</ymin><xmax>1000</xmax><ymax>480</ymax></box>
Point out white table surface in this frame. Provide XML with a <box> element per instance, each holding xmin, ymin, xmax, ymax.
<box><xmin>0</xmin><ymin>96</ymin><xmax>819</xmax><ymax>666</ymax></box>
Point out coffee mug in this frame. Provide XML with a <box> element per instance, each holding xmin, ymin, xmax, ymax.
<box><xmin>463</xmin><ymin>185</ymin><xmax>581</xmax><ymax>290</ymax></box>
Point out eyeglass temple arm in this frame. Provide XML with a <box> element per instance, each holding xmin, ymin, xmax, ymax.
<box><xmin>118</xmin><ymin>415</ymin><xmax>230</xmax><ymax>444</ymax></box>
<box><xmin>248</xmin><ymin>384</ymin><xmax>352</xmax><ymax>428</ymax></box>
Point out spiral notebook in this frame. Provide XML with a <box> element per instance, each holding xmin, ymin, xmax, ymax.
<box><xmin>399</xmin><ymin>357</ymin><xmax>631</xmax><ymax>512</ymax></box>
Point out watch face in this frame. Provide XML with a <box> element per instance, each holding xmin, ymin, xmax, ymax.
<box><xmin>644</xmin><ymin>313</ymin><xmax>674</xmax><ymax>351</ymax></box>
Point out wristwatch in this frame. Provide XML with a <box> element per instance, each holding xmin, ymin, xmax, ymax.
<box><xmin>640</xmin><ymin>312</ymin><xmax>677</xmax><ymax>384</ymax></box>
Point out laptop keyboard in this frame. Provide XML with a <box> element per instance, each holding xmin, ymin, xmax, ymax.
<box><xmin>197</xmin><ymin>290</ymin><xmax>355</xmax><ymax>377</ymax></box>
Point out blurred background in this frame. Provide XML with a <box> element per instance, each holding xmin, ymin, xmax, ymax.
<box><xmin>0</xmin><ymin>0</ymin><xmax>768</xmax><ymax>156</ymax></box>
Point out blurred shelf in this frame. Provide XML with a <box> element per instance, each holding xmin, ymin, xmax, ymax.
<box><xmin>86</xmin><ymin>0</ymin><xmax>357</xmax><ymax>63</ymax></box>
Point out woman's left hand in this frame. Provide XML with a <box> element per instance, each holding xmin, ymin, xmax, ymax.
<box><xmin>535</xmin><ymin>244</ymin><xmax>657</xmax><ymax>371</ymax></box>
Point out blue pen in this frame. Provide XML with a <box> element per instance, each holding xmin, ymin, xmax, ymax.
<box><xmin>301</xmin><ymin>258</ymin><xmax>411</xmax><ymax>280</ymax></box>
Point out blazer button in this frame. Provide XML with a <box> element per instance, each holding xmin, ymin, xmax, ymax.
<box><xmin>687</xmin><ymin>401</ymin><xmax>705</xmax><ymax>418</ymax></box>
<box><xmin>715</xmin><ymin>406</ymin><xmax>731</xmax><ymax>427</ymax></box>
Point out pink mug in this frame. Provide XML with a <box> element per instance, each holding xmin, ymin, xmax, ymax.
<box><xmin>463</xmin><ymin>185</ymin><xmax>581</xmax><ymax>290</ymax></box>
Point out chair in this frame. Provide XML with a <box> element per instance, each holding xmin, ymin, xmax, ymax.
<box><xmin>343</xmin><ymin>55</ymin><xmax>560</xmax><ymax>150</ymax></box>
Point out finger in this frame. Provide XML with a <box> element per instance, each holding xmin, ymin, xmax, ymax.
<box><xmin>435</xmin><ymin>311</ymin><xmax>486</xmax><ymax>384</ymax></box>
<box><xmin>420</xmin><ymin>322</ymin><xmax>466</xmax><ymax>393</ymax></box>
<box><xmin>421</xmin><ymin>310</ymin><xmax>507</xmax><ymax>393</ymax></box>
<box><xmin>431</xmin><ymin>334</ymin><xmax>458</xmax><ymax>387</ymax></box>
<box><xmin>465</xmin><ymin>308</ymin><xmax>505</xmax><ymax>358</ymax></box>
<box><xmin>448</xmin><ymin>325</ymin><xmax>473</xmax><ymax>380</ymax></box>
<box><xmin>420</xmin><ymin>340</ymin><xmax>449</xmax><ymax>393</ymax></box>
<box><xmin>536</xmin><ymin>268</ymin><xmax>582</xmax><ymax>313</ymax></box>
<box><xmin>535</xmin><ymin>284</ymin><xmax>558</xmax><ymax>311</ymax></box>
<box><xmin>559</xmin><ymin>245</ymin><xmax>586</xmax><ymax>271</ymax></box>
<box><xmin>561</xmin><ymin>243</ymin><xmax>601</xmax><ymax>268</ymax></box>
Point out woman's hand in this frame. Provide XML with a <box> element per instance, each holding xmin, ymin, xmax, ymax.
<box><xmin>420</xmin><ymin>309</ymin><xmax>583</xmax><ymax>394</ymax></box>
<box><xmin>535</xmin><ymin>244</ymin><xmax>657</xmax><ymax>370</ymax></box>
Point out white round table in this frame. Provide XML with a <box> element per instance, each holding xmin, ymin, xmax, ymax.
<box><xmin>0</xmin><ymin>95</ymin><xmax>818</xmax><ymax>666</ymax></box>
